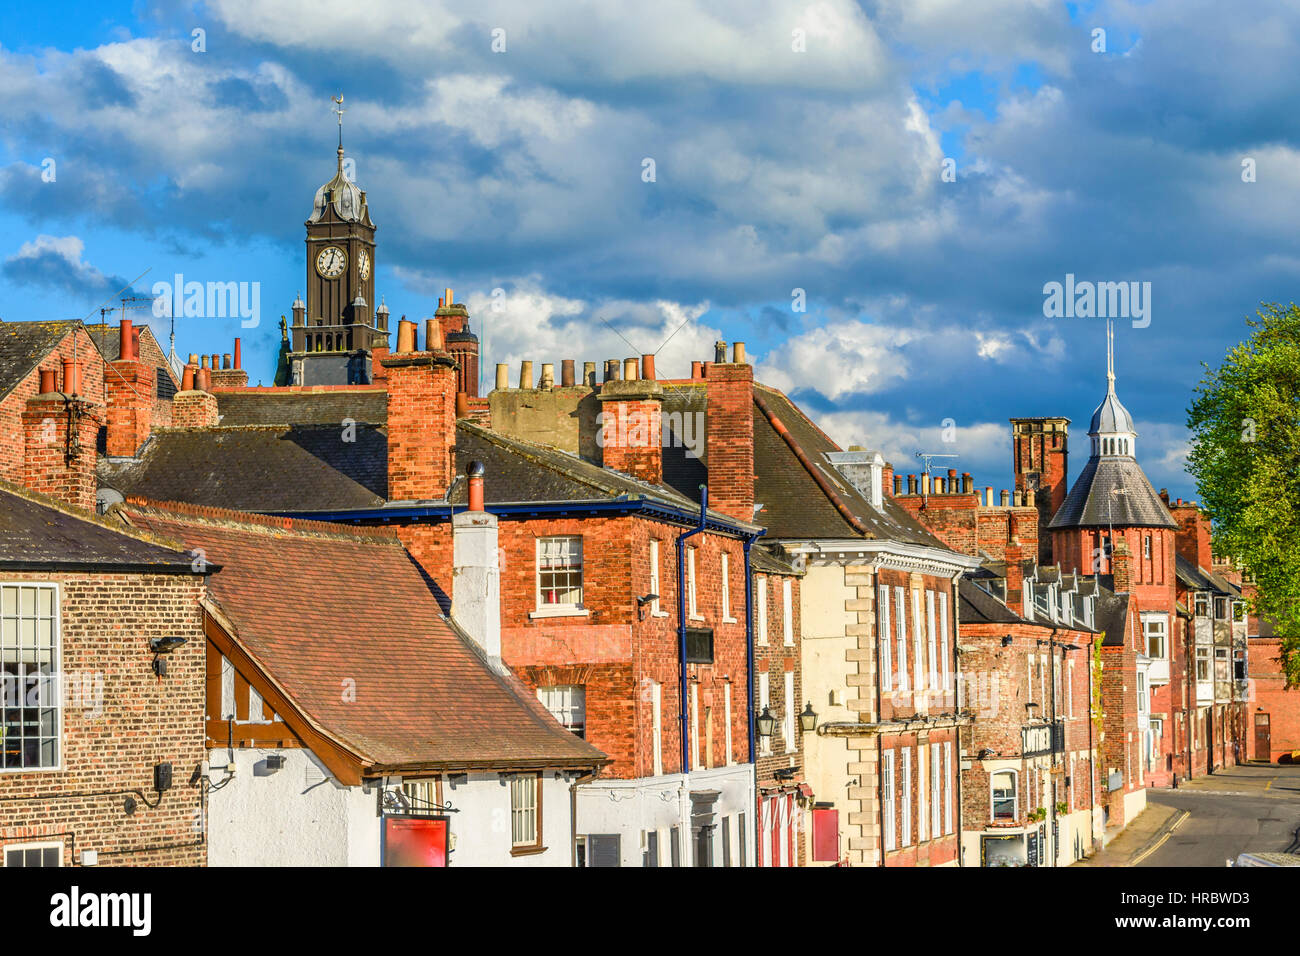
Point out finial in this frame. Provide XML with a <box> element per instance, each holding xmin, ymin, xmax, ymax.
<box><xmin>1106</xmin><ymin>316</ymin><xmax>1115</xmax><ymax>389</ymax></box>
<box><xmin>332</xmin><ymin>93</ymin><xmax>346</xmax><ymax>158</ymax></box>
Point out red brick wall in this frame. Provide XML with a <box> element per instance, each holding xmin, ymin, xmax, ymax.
<box><xmin>875</xmin><ymin>568</ymin><xmax>959</xmax><ymax>721</ymax></box>
<box><xmin>104</xmin><ymin>359</ymin><xmax>156</xmax><ymax>456</ymax></box>
<box><xmin>171</xmin><ymin>391</ymin><xmax>218</xmax><ymax>429</ymax></box>
<box><xmin>0</xmin><ymin>328</ymin><xmax>107</xmax><ymax>484</ymax></box>
<box><xmin>0</xmin><ymin>571</ymin><xmax>207</xmax><ymax>866</ymax></box>
<box><xmin>382</xmin><ymin>353</ymin><xmax>456</xmax><ymax>500</ymax></box>
<box><xmin>397</xmin><ymin>513</ymin><xmax>750</xmax><ymax>781</ymax></box>
<box><xmin>599</xmin><ymin>397</ymin><xmax>663</xmax><ymax>485</ymax></box>
<box><xmin>880</xmin><ymin>728</ymin><xmax>960</xmax><ymax>866</ymax></box>
<box><xmin>22</xmin><ymin>396</ymin><xmax>103</xmax><ymax>513</ymax></box>
<box><xmin>1248</xmin><ymin>638</ymin><xmax>1300</xmax><ymax>761</ymax></box>
<box><xmin>753</xmin><ymin>568</ymin><xmax>804</xmax><ymax>865</ymax></box>
<box><xmin>1010</xmin><ymin>419</ymin><xmax>1069</xmax><ymax>563</ymax></box>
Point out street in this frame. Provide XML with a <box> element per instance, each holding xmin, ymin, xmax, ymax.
<box><xmin>1136</xmin><ymin>765</ymin><xmax>1300</xmax><ymax>867</ymax></box>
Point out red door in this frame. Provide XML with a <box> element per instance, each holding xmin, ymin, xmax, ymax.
<box><xmin>1255</xmin><ymin>713</ymin><xmax>1271</xmax><ymax>761</ymax></box>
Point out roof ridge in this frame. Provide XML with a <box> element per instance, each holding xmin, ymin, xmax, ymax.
<box><xmin>0</xmin><ymin>475</ymin><xmax>189</xmax><ymax>555</ymax></box>
<box><xmin>754</xmin><ymin>382</ymin><xmax>844</xmax><ymax>453</ymax></box>
<box><xmin>122</xmin><ymin>495</ymin><xmax>401</xmax><ymax>542</ymax></box>
<box><xmin>457</xmin><ymin>419</ymin><xmax>634</xmax><ymax>498</ymax></box>
<box><xmin>0</xmin><ymin>319</ymin><xmax>104</xmax><ymax>405</ymax></box>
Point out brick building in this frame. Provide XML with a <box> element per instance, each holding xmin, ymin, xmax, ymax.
<box><xmin>119</xmin><ymin>497</ymin><xmax>605</xmax><ymax>866</ymax></box>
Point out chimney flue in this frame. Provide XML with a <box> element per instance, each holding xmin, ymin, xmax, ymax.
<box><xmin>561</xmin><ymin>359</ymin><xmax>575</xmax><ymax>388</ymax></box>
<box><xmin>714</xmin><ymin>340</ymin><xmax>727</xmax><ymax>363</ymax></box>
<box><xmin>119</xmin><ymin>319</ymin><xmax>135</xmax><ymax>361</ymax></box>
<box><xmin>495</xmin><ymin>363</ymin><xmax>509</xmax><ymax>390</ymax></box>
<box><xmin>222</xmin><ymin>353</ymin><xmax>232</xmax><ymax>370</ymax></box>
<box><xmin>907</xmin><ymin>474</ymin><xmax>917</xmax><ymax>495</ymax></box>
<box><xmin>641</xmin><ymin>354</ymin><xmax>656</xmax><ymax>381</ymax></box>
<box><xmin>233</xmin><ymin>338</ymin><xmax>242</xmax><ymax>369</ymax></box>
<box><xmin>691</xmin><ymin>361</ymin><xmax>703</xmax><ymax>379</ymax></box>
<box><xmin>1000</xmin><ymin>489</ymin><xmax>1010</xmax><ymax>507</ymax></box>
<box><xmin>62</xmin><ymin>359</ymin><xmax>79</xmax><ymax>396</ymax></box>
<box><xmin>426</xmin><ymin>319</ymin><xmax>444</xmax><ymax>351</ymax></box>
<box><xmin>732</xmin><ymin>342</ymin><xmax>746</xmax><ymax>364</ymax></box>
<box><xmin>39</xmin><ymin>368</ymin><xmax>55</xmax><ymax>394</ymax></box>
<box><xmin>519</xmin><ymin>360</ymin><xmax>533</xmax><ymax>389</ymax></box>
<box><xmin>468</xmin><ymin>460</ymin><xmax>485</xmax><ymax>512</ymax></box>
<box><xmin>583</xmin><ymin>361</ymin><xmax>596</xmax><ymax>387</ymax></box>
<box><xmin>444</xmin><ymin>287</ymin><xmax>454</xmax><ymax>308</ymax></box>
<box><xmin>540</xmin><ymin>363</ymin><xmax>555</xmax><ymax>389</ymax></box>
<box><xmin>395</xmin><ymin>320</ymin><xmax>415</xmax><ymax>353</ymax></box>
<box><xmin>623</xmin><ymin>357</ymin><xmax>638</xmax><ymax>381</ymax></box>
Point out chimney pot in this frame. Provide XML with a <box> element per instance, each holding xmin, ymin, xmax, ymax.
<box><xmin>732</xmin><ymin>342</ymin><xmax>746</xmax><ymax>364</ymax></box>
<box><xmin>714</xmin><ymin>340</ymin><xmax>727</xmax><ymax>363</ymax></box>
<box><xmin>907</xmin><ymin>474</ymin><xmax>917</xmax><ymax>495</ymax></box>
<box><xmin>395</xmin><ymin>320</ymin><xmax>415</xmax><ymax>354</ymax></box>
<box><xmin>519</xmin><ymin>360</ymin><xmax>533</xmax><ymax>389</ymax></box>
<box><xmin>181</xmin><ymin>365</ymin><xmax>195</xmax><ymax>391</ymax></box>
<box><xmin>691</xmin><ymin>361</ymin><xmax>703</xmax><ymax>379</ymax></box>
<box><xmin>962</xmin><ymin>473</ymin><xmax>973</xmax><ymax>494</ymax></box>
<box><xmin>234</xmin><ymin>338</ymin><xmax>242</xmax><ymax>369</ymax></box>
<box><xmin>893</xmin><ymin>475</ymin><xmax>903</xmax><ymax>495</ymax></box>
<box><xmin>468</xmin><ymin>460</ymin><xmax>485</xmax><ymax>511</ymax></box>
<box><xmin>211</xmin><ymin>353</ymin><xmax>219</xmax><ymax>371</ymax></box>
<box><xmin>39</xmin><ymin>368</ymin><xmax>56</xmax><ymax>393</ymax></box>
<box><xmin>495</xmin><ymin>363</ymin><xmax>509</xmax><ymax>391</ymax></box>
<box><xmin>1000</xmin><ymin>489</ymin><xmax>1010</xmax><ymax>507</ymax></box>
<box><xmin>623</xmin><ymin>357</ymin><xmax>638</xmax><ymax>381</ymax></box>
<box><xmin>456</xmin><ymin>392</ymin><xmax>470</xmax><ymax>419</ymax></box>
<box><xmin>188</xmin><ymin>353</ymin><xmax>200</xmax><ymax>366</ymax></box>
<box><xmin>444</xmin><ymin>288</ymin><xmax>453</xmax><ymax>308</ymax></box>
<box><xmin>62</xmin><ymin>359</ymin><xmax>79</xmax><ymax>396</ymax></box>
<box><xmin>426</xmin><ymin>319</ymin><xmax>444</xmax><ymax>351</ymax></box>
<box><xmin>119</xmin><ymin>319</ymin><xmax>135</xmax><ymax>361</ymax></box>
<box><xmin>583</xmin><ymin>361</ymin><xmax>596</xmax><ymax>387</ymax></box>
<box><xmin>197</xmin><ymin>367</ymin><xmax>212</xmax><ymax>392</ymax></box>
<box><xmin>540</xmin><ymin>363</ymin><xmax>555</xmax><ymax>389</ymax></box>
<box><xmin>561</xmin><ymin>359</ymin><xmax>575</xmax><ymax>388</ymax></box>
<box><xmin>222</xmin><ymin>353</ymin><xmax>232</xmax><ymax>369</ymax></box>
<box><xmin>641</xmin><ymin>353</ymin><xmax>656</xmax><ymax>381</ymax></box>
<box><xmin>200</xmin><ymin>355</ymin><xmax>209</xmax><ymax>370</ymax></box>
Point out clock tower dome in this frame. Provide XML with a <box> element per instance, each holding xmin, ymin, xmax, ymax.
<box><xmin>282</xmin><ymin>95</ymin><xmax>390</xmax><ymax>385</ymax></box>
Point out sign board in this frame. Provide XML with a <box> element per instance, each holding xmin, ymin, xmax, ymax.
<box><xmin>1023</xmin><ymin>724</ymin><xmax>1052</xmax><ymax>756</ymax></box>
<box><xmin>1026</xmin><ymin>830</ymin><xmax>1039</xmax><ymax>867</ymax></box>
<box><xmin>382</xmin><ymin>815</ymin><xmax>449</xmax><ymax>867</ymax></box>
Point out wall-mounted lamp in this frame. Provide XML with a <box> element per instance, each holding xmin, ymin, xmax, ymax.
<box><xmin>636</xmin><ymin>593</ymin><xmax>660</xmax><ymax>621</ymax></box>
<box><xmin>150</xmin><ymin>635</ymin><xmax>188</xmax><ymax>677</ymax></box>
<box><xmin>1001</xmin><ymin>635</ymin><xmax>1015</xmax><ymax>647</ymax></box>
<box><xmin>756</xmin><ymin>706</ymin><xmax>777</xmax><ymax>739</ymax></box>
<box><xmin>798</xmin><ymin>702</ymin><xmax>818</xmax><ymax>733</ymax></box>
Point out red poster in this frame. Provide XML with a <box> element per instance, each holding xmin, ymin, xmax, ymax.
<box><xmin>383</xmin><ymin>816</ymin><xmax>449</xmax><ymax>867</ymax></box>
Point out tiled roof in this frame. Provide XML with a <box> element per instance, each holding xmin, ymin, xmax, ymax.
<box><xmin>662</xmin><ymin>381</ymin><xmax>952</xmax><ymax>548</ymax></box>
<box><xmin>214</xmin><ymin>388</ymin><xmax>387</xmax><ymax>426</ymax></box>
<box><xmin>0</xmin><ymin>319</ymin><xmax>85</xmax><ymax>401</ymax></box>
<box><xmin>751</xmin><ymin>544</ymin><xmax>803</xmax><ymax>576</ymax></box>
<box><xmin>1048</xmin><ymin>456</ymin><xmax>1178</xmax><ymax>529</ymax></box>
<box><xmin>122</xmin><ymin>501</ymin><xmax>607</xmax><ymax>772</ymax></box>
<box><xmin>0</xmin><ymin>479</ymin><xmax>196</xmax><ymax>571</ymax></box>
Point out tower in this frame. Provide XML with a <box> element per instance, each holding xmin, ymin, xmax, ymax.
<box><xmin>1010</xmin><ymin>416</ymin><xmax>1070</xmax><ymax>564</ymax></box>
<box><xmin>435</xmin><ymin>289</ymin><xmax>480</xmax><ymax>398</ymax></box>
<box><xmin>284</xmin><ymin>95</ymin><xmax>387</xmax><ymax>385</ymax></box>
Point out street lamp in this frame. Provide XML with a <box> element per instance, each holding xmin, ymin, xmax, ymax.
<box><xmin>756</xmin><ymin>706</ymin><xmax>777</xmax><ymax>739</ymax></box>
<box><xmin>799</xmin><ymin>702</ymin><xmax>818</xmax><ymax>733</ymax></box>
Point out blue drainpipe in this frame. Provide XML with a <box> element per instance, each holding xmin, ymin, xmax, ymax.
<box><xmin>743</xmin><ymin>535</ymin><xmax>758</xmax><ymax>764</ymax></box>
<box><xmin>675</xmin><ymin>484</ymin><xmax>709</xmax><ymax>775</ymax></box>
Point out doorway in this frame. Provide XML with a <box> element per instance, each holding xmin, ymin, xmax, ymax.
<box><xmin>1254</xmin><ymin>712</ymin><xmax>1271</xmax><ymax>762</ymax></box>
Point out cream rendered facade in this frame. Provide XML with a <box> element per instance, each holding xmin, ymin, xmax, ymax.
<box><xmin>781</xmin><ymin>540</ymin><xmax>980</xmax><ymax>867</ymax></box>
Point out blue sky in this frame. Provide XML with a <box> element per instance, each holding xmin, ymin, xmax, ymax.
<box><xmin>1</xmin><ymin>0</ymin><xmax>1295</xmax><ymax>500</ymax></box>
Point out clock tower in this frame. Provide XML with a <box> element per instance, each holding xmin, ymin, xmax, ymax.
<box><xmin>283</xmin><ymin>95</ymin><xmax>390</xmax><ymax>385</ymax></box>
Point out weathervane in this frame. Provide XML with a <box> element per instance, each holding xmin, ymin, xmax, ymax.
<box><xmin>331</xmin><ymin>93</ymin><xmax>345</xmax><ymax>150</ymax></box>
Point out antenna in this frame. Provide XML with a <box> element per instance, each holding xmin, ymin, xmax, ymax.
<box><xmin>914</xmin><ymin>451</ymin><xmax>958</xmax><ymax>505</ymax></box>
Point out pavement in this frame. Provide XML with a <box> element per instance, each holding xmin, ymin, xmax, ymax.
<box><xmin>1073</xmin><ymin>764</ymin><xmax>1300</xmax><ymax>867</ymax></box>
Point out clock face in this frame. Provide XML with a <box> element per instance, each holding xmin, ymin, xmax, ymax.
<box><xmin>358</xmin><ymin>251</ymin><xmax>371</xmax><ymax>281</ymax></box>
<box><xmin>316</xmin><ymin>245</ymin><xmax>346</xmax><ymax>278</ymax></box>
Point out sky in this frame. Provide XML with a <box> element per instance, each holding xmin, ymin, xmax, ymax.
<box><xmin>1</xmin><ymin>0</ymin><xmax>1296</xmax><ymax>501</ymax></box>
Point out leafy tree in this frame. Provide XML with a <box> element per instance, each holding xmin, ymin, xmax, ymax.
<box><xmin>1186</xmin><ymin>302</ymin><xmax>1300</xmax><ymax>686</ymax></box>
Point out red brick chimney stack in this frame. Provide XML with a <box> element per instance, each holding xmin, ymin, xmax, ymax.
<box><xmin>104</xmin><ymin>320</ymin><xmax>157</xmax><ymax>456</ymax></box>
<box><xmin>1112</xmin><ymin>538</ymin><xmax>1132</xmax><ymax>593</ymax></box>
<box><xmin>22</xmin><ymin>361</ymin><xmax>103</xmax><ymax>512</ymax></box>
<box><xmin>705</xmin><ymin>342</ymin><xmax>754</xmax><ymax>522</ymax></box>
<box><xmin>382</xmin><ymin>312</ymin><xmax>458</xmax><ymax>501</ymax></box>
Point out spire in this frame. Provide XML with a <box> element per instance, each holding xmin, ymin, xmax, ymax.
<box><xmin>1106</xmin><ymin>316</ymin><xmax>1115</xmax><ymax>390</ymax></box>
<box><xmin>332</xmin><ymin>93</ymin><xmax>345</xmax><ymax>155</ymax></box>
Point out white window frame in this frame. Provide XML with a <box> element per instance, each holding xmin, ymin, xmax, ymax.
<box><xmin>1039</xmin><ymin>653</ymin><xmax>1046</xmax><ymax>704</ymax></box>
<box><xmin>509</xmin><ymin>774</ymin><xmax>540</xmax><ymax>848</ymax></box>
<box><xmin>758</xmin><ymin>673</ymin><xmax>771</xmax><ymax>756</ymax></box>
<box><xmin>938</xmin><ymin>591</ymin><xmax>951</xmax><ymax>692</ymax></box>
<box><xmin>690</xmin><ymin>683</ymin><xmax>700</xmax><ymax>769</ymax></box>
<box><xmin>1027</xmin><ymin>652</ymin><xmax>1034</xmax><ymax>704</ymax></box>
<box><xmin>3</xmin><ymin>840</ymin><xmax>62</xmax><ymax>867</ymax></box>
<box><xmin>912</xmin><ymin>588</ymin><xmax>925</xmax><ymax>693</ymax></box>
<box><xmin>1067</xmin><ymin>659</ymin><xmax>1074</xmax><ymax>718</ymax></box>
<box><xmin>878</xmin><ymin>585</ymin><xmax>892</xmax><ymax>692</ymax></box>
<box><xmin>756</xmin><ymin>576</ymin><xmax>768</xmax><ymax>645</ymax></box>
<box><xmin>943</xmin><ymin>742</ymin><xmax>953</xmax><ymax>834</ymax></box>
<box><xmin>0</xmin><ymin>583</ymin><xmax>62</xmax><ymax>773</ymax></box>
<box><xmin>910</xmin><ymin>588</ymin><xmax>922</xmax><ymax>692</ymax></box>
<box><xmin>1142</xmin><ymin>612</ymin><xmax>1168</xmax><ymax>659</ymax></box>
<box><xmin>899</xmin><ymin>586</ymin><xmax>912</xmax><ymax>692</ymax></box>
<box><xmin>724</xmin><ymin>682</ymin><xmax>733</xmax><ymax>766</ymax></box>
<box><xmin>784</xmin><ymin>671</ymin><xmax>795</xmax><ymax>754</ymax></box>
<box><xmin>882</xmin><ymin>750</ymin><xmax>896</xmax><ymax>852</ymax></box>
<box><xmin>917</xmin><ymin>745</ymin><xmax>928</xmax><ymax>843</ymax></box>
<box><xmin>781</xmin><ymin>578</ymin><xmax>794</xmax><ymax>645</ymax></box>
<box><xmin>900</xmin><ymin>747</ymin><xmax>912</xmax><ymax>846</ymax></box>
<box><xmin>991</xmin><ymin>768</ymin><xmax>1018</xmax><ymax>822</ymax></box>
<box><xmin>649</xmin><ymin>540</ymin><xmax>666</xmax><ymax>617</ymax></box>
<box><xmin>687</xmin><ymin>547</ymin><xmax>702</xmax><ymax>620</ymax></box>
<box><xmin>926</xmin><ymin>590</ymin><xmax>938</xmax><ymax>691</ymax></box>
<box><xmin>721</xmin><ymin>552</ymin><xmax>735</xmax><ymax>623</ymax></box>
<box><xmin>651</xmin><ymin>680</ymin><xmax>664</xmax><ymax>775</ymax></box>
<box><xmin>537</xmin><ymin>684</ymin><xmax>586</xmax><ymax>737</ymax></box>
<box><xmin>930</xmin><ymin>741</ymin><xmax>941</xmax><ymax>836</ymax></box>
<box><xmin>535</xmin><ymin>536</ymin><xmax>584</xmax><ymax>612</ymax></box>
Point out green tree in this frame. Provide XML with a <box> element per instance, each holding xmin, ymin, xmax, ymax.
<box><xmin>1186</xmin><ymin>302</ymin><xmax>1300</xmax><ymax>686</ymax></box>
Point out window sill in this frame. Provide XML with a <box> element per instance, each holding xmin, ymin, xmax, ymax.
<box><xmin>688</xmin><ymin>614</ymin><xmax>705</xmax><ymax>622</ymax></box>
<box><xmin>510</xmin><ymin>844</ymin><xmax>548</xmax><ymax>857</ymax></box>
<box><xmin>722</xmin><ymin>616</ymin><xmax>738</xmax><ymax>624</ymax></box>
<box><xmin>651</xmin><ymin>610</ymin><xmax>669</xmax><ymax>618</ymax></box>
<box><xmin>529</xmin><ymin>607</ymin><xmax>590</xmax><ymax>620</ymax></box>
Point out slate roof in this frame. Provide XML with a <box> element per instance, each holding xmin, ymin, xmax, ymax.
<box><xmin>0</xmin><ymin>480</ymin><xmax>196</xmax><ymax>572</ymax></box>
<box><xmin>751</xmin><ymin>544</ymin><xmax>803</xmax><ymax>576</ymax></box>
<box><xmin>214</xmin><ymin>388</ymin><xmax>387</xmax><ymax>427</ymax></box>
<box><xmin>1176</xmin><ymin>554</ymin><xmax>1224</xmax><ymax>593</ymax></box>
<box><xmin>661</xmin><ymin>381</ymin><xmax>952</xmax><ymax>549</ymax></box>
<box><xmin>1048</xmin><ymin>455</ymin><xmax>1178</xmax><ymax>530</ymax></box>
<box><xmin>122</xmin><ymin>501</ymin><xmax>607</xmax><ymax>772</ymax></box>
<box><xmin>0</xmin><ymin>319</ymin><xmax>85</xmax><ymax>401</ymax></box>
<box><xmin>97</xmin><ymin>418</ymin><xmax>753</xmax><ymax>525</ymax></box>
<box><xmin>958</xmin><ymin>577</ymin><xmax>1027</xmax><ymax>626</ymax></box>
<box><xmin>1094</xmin><ymin>589</ymin><xmax>1133</xmax><ymax>647</ymax></box>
